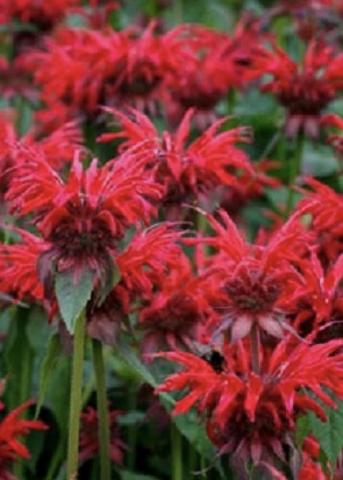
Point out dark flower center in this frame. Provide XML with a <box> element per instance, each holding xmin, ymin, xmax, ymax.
<box><xmin>50</xmin><ymin>216</ymin><xmax>116</xmax><ymax>262</ymax></box>
<box><xmin>278</xmin><ymin>75</ymin><xmax>334</xmax><ymax>115</ymax></box>
<box><xmin>224</xmin><ymin>274</ymin><xmax>281</xmax><ymax>314</ymax></box>
<box><xmin>119</xmin><ymin>61</ymin><xmax>162</xmax><ymax>96</ymax></box>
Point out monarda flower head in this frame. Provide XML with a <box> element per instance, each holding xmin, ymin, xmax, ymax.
<box><xmin>296</xmin><ymin>179</ymin><xmax>343</xmax><ymax>264</ymax></box>
<box><xmin>0</xmin><ymin>399</ymin><xmax>47</xmax><ymax>480</ymax></box>
<box><xmin>79</xmin><ymin>406</ymin><xmax>125</xmax><ymax>466</ymax></box>
<box><xmin>0</xmin><ymin>0</ymin><xmax>80</xmax><ymax>28</ymax></box>
<box><xmin>262</xmin><ymin>40</ymin><xmax>343</xmax><ymax>137</ymax></box>
<box><xmin>156</xmin><ymin>337</ymin><xmax>343</xmax><ymax>478</ymax></box>
<box><xmin>321</xmin><ymin>113</ymin><xmax>343</xmax><ymax>155</ymax></box>
<box><xmin>164</xmin><ymin>21</ymin><xmax>270</xmax><ymax>124</ymax></box>
<box><xmin>0</xmin><ymin>221</ymin><xmax>185</xmax><ymax>345</ymax></box>
<box><xmin>5</xmin><ymin>146</ymin><xmax>163</xmax><ymax>291</ymax></box>
<box><xmin>265</xmin><ymin>0</ymin><xmax>343</xmax><ymax>42</ymax></box>
<box><xmin>138</xmin><ymin>251</ymin><xmax>218</xmax><ymax>355</ymax></box>
<box><xmin>23</xmin><ymin>23</ymin><xmax>187</xmax><ymax>117</ymax></box>
<box><xmin>190</xmin><ymin>210</ymin><xmax>307</xmax><ymax>342</ymax></box>
<box><xmin>99</xmin><ymin>108</ymin><xmax>253</xmax><ymax>217</ymax></box>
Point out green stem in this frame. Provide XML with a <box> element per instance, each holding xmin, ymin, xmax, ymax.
<box><xmin>171</xmin><ymin>423</ymin><xmax>182</xmax><ymax>480</ymax></box>
<box><xmin>45</xmin><ymin>444</ymin><xmax>63</xmax><ymax>480</ymax></box>
<box><xmin>92</xmin><ymin>339</ymin><xmax>111</xmax><ymax>480</ymax></box>
<box><xmin>285</xmin><ymin>136</ymin><xmax>303</xmax><ymax>216</ymax></box>
<box><xmin>188</xmin><ymin>443</ymin><xmax>197</xmax><ymax>476</ymax></box>
<box><xmin>127</xmin><ymin>385</ymin><xmax>137</xmax><ymax>470</ymax></box>
<box><xmin>66</xmin><ymin>309</ymin><xmax>86</xmax><ymax>480</ymax></box>
<box><xmin>200</xmin><ymin>455</ymin><xmax>207</xmax><ymax>479</ymax></box>
<box><xmin>13</xmin><ymin>309</ymin><xmax>33</xmax><ymax>478</ymax></box>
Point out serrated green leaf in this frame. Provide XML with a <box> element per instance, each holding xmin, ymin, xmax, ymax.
<box><xmin>295</xmin><ymin>415</ymin><xmax>311</xmax><ymax>448</ymax></box>
<box><xmin>306</xmin><ymin>399</ymin><xmax>343</xmax><ymax>466</ymax></box>
<box><xmin>55</xmin><ymin>269</ymin><xmax>93</xmax><ymax>334</ymax></box>
<box><xmin>35</xmin><ymin>333</ymin><xmax>62</xmax><ymax>418</ymax></box>
<box><xmin>116</xmin><ymin>338</ymin><xmax>222</xmax><ymax>471</ymax></box>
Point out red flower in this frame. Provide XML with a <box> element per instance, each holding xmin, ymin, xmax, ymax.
<box><xmin>266</xmin><ymin>1</ymin><xmax>343</xmax><ymax>41</ymax></box>
<box><xmin>163</xmin><ymin>21</ymin><xmax>269</xmax><ymax>123</ymax></box>
<box><xmin>138</xmin><ymin>252</ymin><xmax>217</xmax><ymax>354</ymax></box>
<box><xmin>79</xmin><ymin>407</ymin><xmax>125</xmax><ymax>465</ymax></box>
<box><xmin>321</xmin><ymin>114</ymin><xmax>343</xmax><ymax>155</ymax></box>
<box><xmin>219</xmin><ymin>159</ymin><xmax>280</xmax><ymax>218</ymax></box>
<box><xmin>86</xmin><ymin>224</ymin><xmax>185</xmax><ymax>345</ymax></box>
<box><xmin>1</xmin><ymin>112</ymin><xmax>81</xmax><ymax>176</ymax></box>
<box><xmin>100</xmin><ymin>108</ymin><xmax>253</xmax><ymax>216</ymax></box>
<box><xmin>0</xmin><ymin>57</ymin><xmax>35</xmax><ymax>100</ymax></box>
<box><xmin>296</xmin><ymin>179</ymin><xmax>343</xmax><ymax>263</ymax></box>
<box><xmin>299</xmin><ymin>436</ymin><xmax>328</xmax><ymax>480</ymax></box>
<box><xmin>190</xmin><ymin>210</ymin><xmax>306</xmax><ymax>342</ymax></box>
<box><xmin>297</xmin><ymin>251</ymin><xmax>343</xmax><ymax>324</ymax></box>
<box><xmin>156</xmin><ymin>337</ymin><xmax>343</xmax><ymax>476</ymax></box>
<box><xmin>0</xmin><ymin>229</ymin><xmax>47</xmax><ymax>302</ymax></box>
<box><xmin>0</xmin><ymin>0</ymin><xmax>81</xmax><ymax>30</ymax></box>
<box><xmin>262</xmin><ymin>41</ymin><xmax>343</xmax><ymax>137</ymax></box>
<box><xmin>74</xmin><ymin>1</ymin><xmax>119</xmax><ymax>30</ymax></box>
<box><xmin>6</xmin><ymin>147</ymin><xmax>163</xmax><ymax>284</ymax></box>
<box><xmin>0</xmin><ymin>111</ymin><xmax>81</xmax><ymax>210</ymax></box>
<box><xmin>24</xmin><ymin>23</ymin><xmax>187</xmax><ymax>116</ymax></box>
<box><xmin>0</xmin><ymin>400</ymin><xmax>47</xmax><ymax>480</ymax></box>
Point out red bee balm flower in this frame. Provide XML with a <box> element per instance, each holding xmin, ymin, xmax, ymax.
<box><xmin>156</xmin><ymin>337</ymin><xmax>343</xmax><ymax>476</ymax></box>
<box><xmin>6</xmin><ymin>147</ymin><xmax>163</xmax><ymax>285</ymax></box>
<box><xmin>0</xmin><ymin>0</ymin><xmax>81</xmax><ymax>30</ymax></box>
<box><xmin>24</xmin><ymin>23</ymin><xmax>187</xmax><ymax>116</ymax></box>
<box><xmin>86</xmin><ymin>224</ymin><xmax>185</xmax><ymax>345</ymax></box>
<box><xmin>0</xmin><ymin>229</ymin><xmax>47</xmax><ymax>302</ymax></box>
<box><xmin>296</xmin><ymin>179</ymin><xmax>343</xmax><ymax>263</ymax></box>
<box><xmin>100</xmin><ymin>108</ymin><xmax>253</xmax><ymax>216</ymax></box>
<box><xmin>321</xmin><ymin>114</ymin><xmax>343</xmax><ymax>155</ymax></box>
<box><xmin>139</xmin><ymin>252</ymin><xmax>218</xmax><ymax>354</ymax></box>
<box><xmin>0</xmin><ymin>400</ymin><xmax>47</xmax><ymax>480</ymax></box>
<box><xmin>262</xmin><ymin>41</ymin><xmax>343</xmax><ymax>137</ymax></box>
<box><xmin>79</xmin><ymin>407</ymin><xmax>125</xmax><ymax>465</ymax></box>
<box><xmin>191</xmin><ymin>210</ymin><xmax>306</xmax><ymax>342</ymax></box>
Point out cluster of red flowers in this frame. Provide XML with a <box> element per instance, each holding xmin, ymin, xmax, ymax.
<box><xmin>0</xmin><ymin>0</ymin><xmax>342</xmax><ymax>478</ymax></box>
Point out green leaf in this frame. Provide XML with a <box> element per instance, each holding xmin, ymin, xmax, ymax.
<box><xmin>35</xmin><ymin>333</ymin><xmax>62</xmax><ymax>417</ymax></box>
<box><xmin>3</xmin><ymin>308</ymin><xmax>34</xmax><ymax>409</ymax></box>
<box><xmin>117</xmin><ymin>411</ymin><xmax>146</xmax><ymax>426</ymax></box>
<box><xmin>116</xmin><ymin>337</ymin><xmax>159</xmax><ymax>387</ymax></box>
<box><xmin>306</xmin><ymin>399</ymin><xmax>343</xmax><ymax>466</ymax></box>
<box><xmin>55</xmin><ymin>269</ymin><xmax>93</xmax><ymax>334</ymax></box>
<box><xmin>116</xmin><ymin>338</ymin><xmax>221</xmax><ymax>470</ymax></box>
<box><xmin>95</xmin><ymin>257</ymin><xmax>121</xmax><ymax>306</ymax></box>
<box><xmin>120</xmin><ymin>471</ymin><xmax>160</xmax><ymax>480</ymax></box>
<box><xmin>303</xmin><ymin>142</ymin><xmax>339</xmax><ymax>178</ymax></box>
<box><xmin>295</xmin><ymin>415</ymin><xmax>311</xmax><ymax>448</ymax></box>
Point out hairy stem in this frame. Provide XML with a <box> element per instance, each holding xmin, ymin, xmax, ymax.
<box><xmin>171</xmin><ymin>423</ymin><xmax>183</xmax><ymax>480</ymax></box>
<box><xmin>127</xmin><ymin>385</ymin><xmax>138</xmax><ymax>470</ymax></box>
<box><xmin>66</xmin><ymin>309</ymin><xmax>86</xmax><ymax>480</ymax></box>
<box><xmin>286</xmin><ymin>136</ymin><xmax>303</xmax><ymax>216</ymax></box>
<box><xmin>92</xmin><ymin>339</ymin><xmax>111</xmax><ymax>480</ymax></box>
